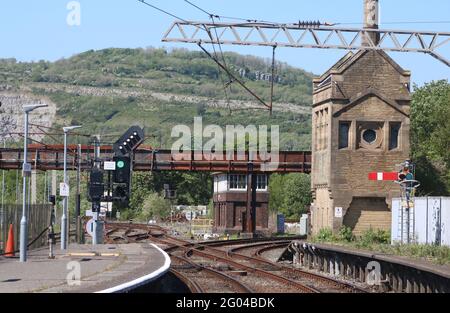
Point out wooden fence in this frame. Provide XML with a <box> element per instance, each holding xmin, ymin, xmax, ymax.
<box><xmin>0</xmin><ymin>204</ymin><xmax>52</xmax><ymax>253</ymax></box>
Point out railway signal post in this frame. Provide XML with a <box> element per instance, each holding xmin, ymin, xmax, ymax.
<box><xmin>86</xmin><ymin>126</ymin><xmax>145</xmax><ymax>245</ymax></box>
<box><xmin>396</xmin><ymin>161</ymin><xmax>420</xmax><ymax>244</ymax></box>
<box><xmin>368</xmin><ymin>160</ymin><xmax>421</xmax><ymax>244</ymax></box>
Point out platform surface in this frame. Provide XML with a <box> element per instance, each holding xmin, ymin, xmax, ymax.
<box><xmin>0</xmin><ymin>243</ymin><xmax>170</xmax><ymax>293</ymax></box>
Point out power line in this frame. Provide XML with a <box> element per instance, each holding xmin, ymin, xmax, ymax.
<box><xmin>15</xmin><ymin>132</ymin><xmax>51</xmax><ymax>148</ymax></box>
<box><xmin>0</xmin><ymin>132</ymin><xmax>61</xmax><ymax>136</ymax></box>
<box><xmin>184</xmin><ymin>0</ymin><xmax>278</xmax><ymax>24</ymax></box>
<box><xmin>184</xmin><ymin>0</ymin><xmax>214</xmax><ymax>18</ymax></box>
<box><xmin>184</xmin><ymin>0</ymin><xmax>234</xmax><ymax>114</ymax></box>
<box><xmin>211</xmin><ymin>15</ymin><xmax>234</xmax><ymax>115</ymax></box>
<box><xmin>137</xmin><ymin>0</ymin><xmax>271</xmax><ymax>112</ymax></box>
<box><xmin>137</xmin><ymin>0</ymin><xmax>188</xmax><ymax>22</ymax></box>
<box><xmin>28</xmin><ymin>123</ymin><xmax>129</xmax><ymax>138</ymax></box>
<box><xmin>149</xmin><ymin>0</ymin><xmax>450</xmax><ymax>29</ymax></box>
<box><xmin>184</xmin><ymin>0</ymin><xmax>277</xmax><ymax>114</ymax></box>
<box><xmin>204</xmin><ymin>22</ymin><xmax>233</xmax><ymax>114</ymax></box>
<box><xmin>335</xmin><ymin>20</ymin><xmax>450</xmax><ymax>26</ymax></box>
<box><xmin>198</xmin><ymin>43</ymin><xmax>270</xmax><ymax>110</ymax></box>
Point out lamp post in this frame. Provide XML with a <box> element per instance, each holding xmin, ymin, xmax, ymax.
<box><xmin>20</xmin><ymin>103</ymin><xmax>48</xmax><ymax>262</ymax></box>
<box><xmin>61</xmin><ymin>125</ymin><xmax>82</xmax><ymax>250</ymax></box>
<box><xmin>1</xmin><ymin>141</ymin><xmax>5</xmax><ymax>251</ymax></box>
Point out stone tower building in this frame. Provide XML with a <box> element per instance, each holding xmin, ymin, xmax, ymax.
<box><xmin>310</xmin><ymin>49</ymin><xmax>411</xmax><ymax>235</ymax></box>
<box><xmin>310</xmin><ymin>0</ymin><xmax>412</xmax><ymax>236</ymax></box>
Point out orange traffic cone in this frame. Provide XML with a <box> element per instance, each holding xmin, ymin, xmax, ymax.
<box><xmin>4</xmin><ymin>224</ymin><xmax>15</xmax><ymax>257</ymax></box>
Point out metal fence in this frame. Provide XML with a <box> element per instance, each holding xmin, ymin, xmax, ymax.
<box><xmin>392</xmin><ymin>197</ymin><xmax>450</xmax><ymax>246</ymax></box>
<box><xmin>0</xmin><ymin>204</ymin><xmax>52</xmax><ymax>253</ymax></box>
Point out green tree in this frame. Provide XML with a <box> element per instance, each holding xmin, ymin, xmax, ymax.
<box><xmin>128</xmin><ymin>172</ymin><xmax>154</xmax><ymax>213</ymax></box>
<box><xmin>282</xmin><ymin>173</ymin><xmax>311</xmax><ymax>219</ymax></box>
<box><xmin>268</xmin><ymin>174</ymin><xmax>284</xmax><ymax>212</ymax></box>
<box><xmin>128</xmin><ymin>171</ymin><xmax>212</xmax><ymax>218</ymax></box>
<box><xmin>140</xmin><ymin>192</ymin><xmax>171</xmax><ymax>221</ymax></box>
<box><xmin>411</xmin><ymin>80</ymin><xmax>450</xmax><ymax>195</ymax></box>
<box><xmin>269</xmin><ymin>173</ymin><xmax>311</xmax><ymax>219</ymax></box>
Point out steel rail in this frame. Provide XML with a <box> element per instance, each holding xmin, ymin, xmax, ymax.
<box><xmin>170</xmin><ymin>254</ymin><xmax>253</xmax><ymax>293</ymax></box>
<box><xmin>229</xmin><ymin>241</ymin><xmax>368</xmax><ymax>293</ymax></box>
<box><xmin>156</xmin><ymin>235</ymin><xmax>365</xmax><ymax>293</ymax></box>
<box><xmin>103</xmin><ymin>224</ymin><xmax>253</xmax><ymax>293</ymax></box>
<box><xmin>103</xmin><ymin>223</ymin><xmax>322</xmax><ymax>292</ymax></box>
<box><xmin>184</xmin><ymin>245</ymin><xmax>319</xmax><ymax>293</ymax></box>
<box><xmin>147</xmin><ymin>234</ymin><xmax>319</xmax><ymax>293</ymax></box>
<box><xmin>170</xmin><ymin>268</ymin><xmax>205</xmax><ymax>293</ymax></box>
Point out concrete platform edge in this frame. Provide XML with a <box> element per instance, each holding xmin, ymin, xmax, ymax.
<box><xmin>96</xmin><ymin>244</ymin><xmax>171</xmax><ymax>293</ymax></box>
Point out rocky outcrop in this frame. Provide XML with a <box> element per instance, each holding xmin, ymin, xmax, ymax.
<box><xmin>23</xmin><ymin>82</ymin><xmax>311</xmax><ymax>114</ymax></box>
<box><xmin>0</xmin><ymin>92</ymin><xmax>57</xmax><ymax>142</ymax></box>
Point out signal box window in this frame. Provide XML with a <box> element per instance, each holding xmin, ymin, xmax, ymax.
<box><xmin>229</xmin><ymin>174</ymin><xmax>247</xmax><ymax>190</ymax></box>
<box><xmin>256</xmin><ymin>175</ymin><xmax>268</xmax><ymax>191</ymax></box>
<box><xmin>339</xmin><ymin>122</ymin><xmax>351</xmax><ymax>149</ymax></box>
<box><xmin>389</xmin><ymin>122</ymin><xmax>401</xmax><ymax>150</ymax></box>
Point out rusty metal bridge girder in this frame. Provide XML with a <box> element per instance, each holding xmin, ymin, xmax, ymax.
<box><xmin>0</xmin><ymin>144</ymin><xmax>311</xmax><ymax>173</ymax></box>
<box><xmin>162</xmin><ymin>21</ymin><xmax>450</xmax><ymax>66</ymax></box>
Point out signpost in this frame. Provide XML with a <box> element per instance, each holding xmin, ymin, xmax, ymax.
<box><xmin>59</xmin><ymin>183</ymin><xmax>70</xmax><ymax>197</ymax></box>
<box><xmin>335</xmin><ymin>207</ymin><xmax>343</xmax><ymax>218</ymax></box>
<box><xmin>22</xmin><ymin>163</ymin><xmax>32</xmax><ymax>177</ymax></box>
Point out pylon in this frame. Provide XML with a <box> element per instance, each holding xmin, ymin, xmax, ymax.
<box><xmin>4</xmin><ymin>224</ymin><xmax>15</xmax><ymax>257</ymax></box>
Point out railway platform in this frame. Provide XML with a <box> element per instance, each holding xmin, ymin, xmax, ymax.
<box><xmin>0</xmin><ymin>243</ymin><xmax>170</xmax><ymax>293</ymax></box>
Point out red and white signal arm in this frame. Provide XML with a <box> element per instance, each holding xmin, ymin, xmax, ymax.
<box><xmin>368</xmin><ymin>172</ymin><xmax>398</xmax><ymax>181</ymax></box>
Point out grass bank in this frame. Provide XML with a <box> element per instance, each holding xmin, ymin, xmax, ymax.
<box><xmin>310</xmin><ymin>227</ymin><xmax>450</xmax><ymax>266</ymax></box>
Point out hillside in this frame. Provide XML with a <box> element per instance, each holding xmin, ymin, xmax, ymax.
<box><xmin>0</xmin><ymin>48</ymin><xmax>314</xmax><ymax>150</ymax></box>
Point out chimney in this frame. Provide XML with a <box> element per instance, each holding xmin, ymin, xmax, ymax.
<box><xmin>362</xmin><ymin>0</ymin><xmax>380</xmax><ymax>46</ymax></box>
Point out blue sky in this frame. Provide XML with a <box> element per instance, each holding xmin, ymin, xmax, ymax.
<box><xmin>0</xmin><ymin>0</ymin><xmax>449</xmax><ymax>85</ymax></box>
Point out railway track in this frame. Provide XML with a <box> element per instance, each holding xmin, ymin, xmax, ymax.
<box><xmin>170</xmin><ymin>254</ymin><xmax>253</xmax><ymax>293</ymax></box>
<box><xmin>182</xmin><ymin>243</ymin><xmax>319</xmax><ymax>293</ymax></box>
<box><xmin>104</xmin><ymin>223</ymin><xmax>166</xmax><ymax>243</ymax></box>
<box><xmin>103</xmin><ymin>222</ymin><xmax>366</xmax><ymax>293</ymax></box>
<box><xmin>166</xmin><ymin>236</ymin><xmax>366</xmax><ymax>293</ymax></box>
<box><xmin>224</xmin><ymin>241</ymin><xmax>368</xmax><ymax>293</ymax></box>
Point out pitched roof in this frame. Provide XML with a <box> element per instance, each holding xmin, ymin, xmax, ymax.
<box><xmin>316</xmin><ymin>50</ymin><xmax>410</xmax><ymax>83</ymax></box>
<box><xmin>316</xmin><ymin>52</ymin><xmax>354</xmax><ymax>81</ymax></box>
<box><xmin>333</xmin><ymin>87</ymin><xmax>409</xmax><ymax>118</ymax></box>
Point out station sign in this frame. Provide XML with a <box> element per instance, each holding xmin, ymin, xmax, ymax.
<box><xmin>59</xmin><ymin>183</ymin><xmax>70</xmax><ymax>197</ymax></box>
<box><xmin>104</xmin><ymin>161</ymin><xmax>116</xmax><ymax>171</ymax></box>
